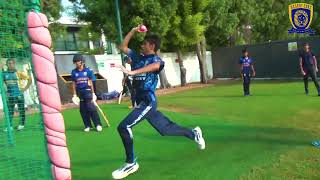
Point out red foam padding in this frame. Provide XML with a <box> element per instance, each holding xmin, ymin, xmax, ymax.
<box><xmin>52</xmin><ymin>165</ymin><xmax>72</xmax><ymax>180</ymax></box>
<box><xmin>47</xmin><ymin>144</ymin><xmax>71</xmax><ymax>168</ymax></box>
<box><xmin>31</xmin><ymin>43</ymin><xmax>54</xmax><ymax>63</ymax></box>
<box><xmin>43</xmin><ymin>113</ymin><xmax>66</xmax><ymax>133</ymax></box>
<box><xmin>45</xmin><ymin>127</ymin><xmax>66</xmax><ymax>141</ymax></box>
<box><xmin>29</xmin><ymin>27</ymin><xmax>52</xmax><ymax>47</ymax></box>
<box><xmin>32</xmin><ymin>53</ymin><xmax>57</xmax><ymax>84</ymax></box>
<box><xmin>37</xmin><ymin>81</ymin><xmax>62</xmax><ymax>111</ymax></box>
<box><xmin>28</xmin><ymin>12</ymin><xmax>49</xmax><ymax>28</ymax></box>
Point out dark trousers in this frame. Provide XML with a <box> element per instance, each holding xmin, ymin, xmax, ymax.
<box><xmin>117</xmin><ymin>101</ymin><xmax>195</xmax><ymax>163</ymax></box>
<box><xmin>7</xmin><ymin>95</ymin><xmax>25</xmax><ymax>126</ymax></box>
<box><xmin>78</xmin><ymin>89</ymin><xmax>101</xmax><ymax>128</ymax></box>
<box><xmin>242</xmin><ymin>73</ymin><xmax>251</xmax><ymax>95</ymax></box>
<box><xmin>303</xmin><ymin>67</ymin><xmax>320</xmax><ymax>93</ymax></box>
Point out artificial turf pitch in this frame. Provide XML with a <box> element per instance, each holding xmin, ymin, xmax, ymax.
<box><xmin>64</xmin><ymin>81</ymin><xmax>320</xmax><ymax>180</ymax></box>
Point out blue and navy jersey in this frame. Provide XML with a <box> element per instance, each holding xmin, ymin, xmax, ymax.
<box><xmin>299</xmin><ymin>51</ymin><xmax>315</xmax><ymax>68</ymax></box>
<box><xmin>86</xmin><ymin>66</ymin><xmax>97</xmax><ymax>81</ymax></box>
<box><xmin>71</xmin><ymin>67</ymin><xmax>94</xmax><ymax>90</ymax></box>
<box><xmin>127</xmin><ymin>49</ymin><xmax>146</xmax><ymax>71</ymax></box>
<box><xmin>239</xmin><ymin>57</ymin><xmax>253</xmax><ymax>74</ymax></box>
<box><xmin>127</xmin><ymin>49</ymin><xmax>164</xmax><ymax>103</ymax></box>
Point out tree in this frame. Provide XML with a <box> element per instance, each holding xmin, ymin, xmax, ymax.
<box><xmin>39</xmin><ymin>0</ymin><xmax>65</xmax><ymax>49</ymax></box>
<box><xmin>70</xmin><ymin>0</ymin><xmax>177</xmax><ymax>47</ymax></box>
<box><xmin>164</xmin><ymin>0</ymin><xmax>209</xmax><ymax>85</ymax></box>
<box><xmin>250</xmin><ymin>0</ymin><xmax>291</xmax><ymax>43</ymax></box>
<box><xmin>69</xmin><ymin>0</ymin><xmax>177</xmax><ymax>87</ymax></box>
<box><xmin>41</xmin><ymin>0</ymin><xmax>63</xmax><ymax>20</ymax></box>
<box><xmin>194</xmin><ymin>0</ymin><xmax>210</xmax><ymax>83</ymax></box>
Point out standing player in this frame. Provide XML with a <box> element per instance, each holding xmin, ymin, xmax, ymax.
<box><xmin>239</xmin><ymin>49</ymin><xmax>256</xmax><ymax>96</ymax></box>
<box><xmin>299</xmin><ymin>43</ymin><xmax>320</xmax><ymax>96</ymax></box>
<box><xmin>3</xmin><ymin>59</ymin><xmax>31</xmax><ymax>131</ymax></box>
<box><xmin>111</xmin><ymin>26</ymin><xmax>206</xmax><ymax>179</ymax></box>
<box><xmin>71</xmin><ymin>54</ymin><xmax>103</xmax><ymax>132</ymax></box>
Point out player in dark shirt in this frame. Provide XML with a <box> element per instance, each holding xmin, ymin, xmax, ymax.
<box><xmin>239</xmin><ymin>49</ymin><xmax>256</xmax><ymax>96</ymax></box>
<box><xmin>299</xmin><ymin>43</ymin><xmax>320</xmax><ymax>96</ymax></box>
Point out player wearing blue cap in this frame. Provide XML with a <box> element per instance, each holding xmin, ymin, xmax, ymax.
<box><xmin>71</xmin><ymin>54</ymin><xmax>102</xmax><ymax>132</ymax></box>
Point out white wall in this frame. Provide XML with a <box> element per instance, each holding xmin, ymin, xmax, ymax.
<box><xmin>95</xmin><ymin>54</ymin><xmax>124</xmax><ymax>92</ymax></box>
<box><xmin>161</xmin><ymin>51</ymin><xmax>213</xmax><ymax>86</ymax></box>
<box><xmin>95</xmin><ymin>51</ymin><xmax>213</xmax><ymax>91</ymax></box>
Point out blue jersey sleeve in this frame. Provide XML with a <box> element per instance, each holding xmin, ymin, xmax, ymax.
<box><xmin>152</xmin><ymin>56</ymin><xmax>165</xmax><ymax>72</ymax></box>
<box><xmin>250</xmin><ymin>58</ymin><xmax>254</xmax><ymax>65</ymax></box>
<box><xmin>71</xmin><ymin>70</ymin><xmax>76</xmax><ymax>81</ymax></box>
<box><xmin>239</xmin><ymin>58</ymin><xmax>243</xmax><ymax>65</ymax></box>
<box><xmin>88</xmin><ymin>68</ymin><xmax>96</xmax><ymax>81</ymax></box>
<box><xmin>86</xmin><ymin>68</ymin><xmax>93</xmax><ymax>80</ymax></box>
<box><xmin>127</xmin><ymin>49</ymin><xmax>140</xmax><ymax>64</ymax></box>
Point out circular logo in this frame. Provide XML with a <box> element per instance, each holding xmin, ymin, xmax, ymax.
<box><xmin>294</xmin><ymin>10</ymin><xmax>309</xmax><ymax>28</ymax></box>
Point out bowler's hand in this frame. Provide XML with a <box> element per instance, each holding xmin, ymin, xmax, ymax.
<box><xmin>131</xmin><ymin>26</ymin><xmax>139</xmax><ymax>32</ymax></box>
<box><xmin>116</xmin><ymin>64</ymin><xmax>134</xmax><ymax>75</ymax></box>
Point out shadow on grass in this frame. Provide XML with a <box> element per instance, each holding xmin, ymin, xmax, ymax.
<box><xmin>164</xmin><ymin>93</ymin><xmax>306</xmax><ymax>99</ymax></box>
<box><xmin>136</xmin><ymin>123</ymin><xmax>311</xmax><ymax>147</ymax></box>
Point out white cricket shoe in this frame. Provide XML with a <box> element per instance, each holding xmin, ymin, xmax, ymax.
<box><xmin>3</xmin><ymin>126</ymin><xmax>13</xmax><ymax>132</ymax></box>
<box><xmin>193</xmin><ymin>126</ymin><xmax>206</xmax><ymax>150</ymax></box>
<box><xmin>84</xmin><ymin>127</ymin><xmax>90</xmax><ymax>132</ymax></box>
<box><xmin>96</xmin><ymin>125</ymin><xmax>102</xmax><ymax>132</ymax></box>
<box><xmin>17</xmin><ymin>125</ymin><xmax>25</xmax><ymax>131</ymax></box>
<box><xmin>112</xmin><ymin>161</ymin><xmax>139</xmax><ymax>179</ymax></box>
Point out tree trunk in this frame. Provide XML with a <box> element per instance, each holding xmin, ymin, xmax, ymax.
<box><xmin>196</xmin><ymin>38</ymin><xmax>208</xmax><ymax>84</ymax></box>
<box><xmin>157</xmin><ymin>50</ymin><xmax>171</xmax><ymax>89</ymax></box>
<box><xmin>159</xmin><ymin>69</ymin><xmax>171</xmax><ymax>89</ymax></box>
<box><xmin>211</xmin><ymin>48</ymin><xmax>215</xmax><ymax>79</ymax></box>
<box><xmin>177</xmin><ymin>50</ymin><xmax>186</xmax><ymax>86</ymax></box>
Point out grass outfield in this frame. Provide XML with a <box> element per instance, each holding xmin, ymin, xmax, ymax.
<box><xmin>63</xmin><ymin>81</ymin><xmax>320</xmax><ymax>180</ymax></box>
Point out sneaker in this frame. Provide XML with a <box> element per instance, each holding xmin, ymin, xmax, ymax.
<box><xmin>193</xmin><ymin>126</ymin><xmax>206</xmax><ymax>150</ymax></box>
<box><xmin>312</xmin><ymin>140</ymin><xmax>320</xmax><ymax>148</ymax></box>
<box><xmin>96</xmin><ymin>125</ymin><xmax>102</xmax><ymax>132</ymax></box>
<box><xmin>17</xmin><ymin>125</ymin><xmax>24</xmax><ymax>131</ymax></box>
<box><xmin>84</xmin><ymin>127</ymin><xmax>90</xmax><ymax>132</ymax></box>
<box><xmin>112</xmin><ymin>161</ymin><xmax>139</xmax><ymax>179</ymax></box>
<box><xmin>4</xmin><ymin>127</ymin><xmax>13</xmax><ymax>132</ymax></box>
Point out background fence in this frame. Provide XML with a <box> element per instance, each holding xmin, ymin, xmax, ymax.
<box><xmin>212</xmin><ymin>37</ymin><xmax>320</xmax><ymax>78</ymax></box>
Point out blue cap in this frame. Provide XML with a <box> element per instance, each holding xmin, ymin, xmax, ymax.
<box><xmin>73</xmin><ymin>54</ymin><xmax>85</xmax><ymax>63</ymax></box>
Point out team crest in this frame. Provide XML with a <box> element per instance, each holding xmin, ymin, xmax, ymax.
<box><xmin>84</xmin><ymin>72</ymin><xmax>87</xmax><ymax>76</ymax></box>
<box><xmin>288</xmin><ymin>3</ymin><xmax>315</xmax><ymax>35</ymax></box>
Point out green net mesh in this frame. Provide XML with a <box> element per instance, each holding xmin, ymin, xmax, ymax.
<box><xmin>0</xmin><ymin>0</ymin><xmax>52</xmax><ymax>179</ymax></box>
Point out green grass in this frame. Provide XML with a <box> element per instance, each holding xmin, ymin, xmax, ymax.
<box><xmin>63</xmin><ymin>81</ymin><xmax>320</xmax><ymax>180</ymax></box>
